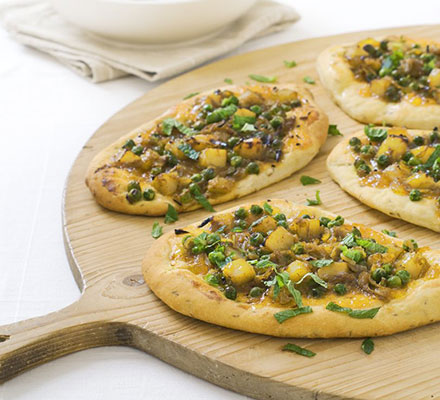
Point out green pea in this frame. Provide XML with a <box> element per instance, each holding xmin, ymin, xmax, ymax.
<box><xmin>230</xmin><ymin>155</ymin><xmax>243</xmax><ymax>167</ymax></box>
<box><xmin>409</xmin><ymin>81</ymin><xmax>419</xmax><ymax>91</ymax></box>
<box><xmin>249</xmin><ymin>287</ymin><xmax>264</xmax><ymax>297</ymax></box>
<box><xmin>193</xmin><ymin>121</ymin><xmax>205</xmax><ymax>131</ymax></box>
<box><xmin>127</xmin><ymin>180</ymin><xmax>140</xmax><ymax>192</ymax></box>
<box><xmin>151</xmin><ymin>167</ymin><xmax>162</xmax><ymax>176</ymax></box>
<box><xmin>203</xmin><ymin>104</ymin><xmax>213</xmax><ymax>112</ymax></box>
<box><xmin>383</xmin><ymin>263</ymin><xmax>393</xmax><ymax>276</ymax></box>
<box><xmin>202</xmin><ymin>168</ymin><xmax>216</xmax><ymax>180</ymax></box>
<box><xmin>250</xmin><ymin>232</ymin><xmax>264</xmax><ymax>246</ymax></box>
<box><xmin>311</xmin><ymin>287</ymin><xmax>324</xmax><ymax>298</ymax></box>
<box><xmin>281</xmin><ymin>103</ymin><xmax>291</xmax><ymax>112</ymax></box>
<box><xmin>387</xmin><ymin>275</ymin><xmax>402</xmax><ymax>288</ymax></box>
<box><xmin>349</xmin><ymin>137</ymin><xmax>361</xmax><ymax>147</ymax></box>
<box><xmin>371</xmin><ymin>268</ymin><xmax>386</xmax><ymax>283</ymax></box>
<box><xmin>246</xmin><ymin>162</ymin><xmax>260</xmax><ymax>175</ymax></box>
<box><xmin>132</xmin><ymin>145</ymin><xmax>144</xmax><ymax>156</ymax></box>
<box><xmin>270</xmin><ymin>116</ymin><xmax>284</xmax><ymax>129</ymax></box>
<box><xmin>430</xmin><ymin>130</ymin><xmax>439</xmax><ymax>143</ymax></box>
<box><xmin>250</xmin><ymin>105</ymin><xmax>262</xmax><ymax>114</ymax></box>
<box><xmin>334</xmin><ymin>283</ymin><xmax>347</xmax><ymax>295</ymax></box>
<box><xmin>143</xmin><ymin>188</ymin><xmax>155</xmax><ymax>201</ymax></box>
<box><xmin>377</xmin><ymin>154</ymin><xmax>391</xmax><ymax>168</ymax></box>
<box><xmin>396</xmin><ymin>270</ymin><xmax>410</xmax><ymax>285</ymax></box>
<box><xmin>191</xmin><ymin>173</ymin><xmax>202</xmax><ymax>182</ymax></box>
<box><xmin>228</xmin><ymin>136</ymin><xmax>240</xmax><ymax>148</ymax></box>
<box><xmin>277</xmin><ymin>220</ymin><xmax>288</xmax><ymax>229</ymax></box>
<box><xmin>409</xmin><ymin>189</ymin><xmax>422</xmax><ymax>202</ymax></box>
<box><xmin>250</xmin><ymin>205</ymin><xmax>263</xmax><ymax>215</ymax></box>
<box><xmin>272</xmin><ymin>138</ymin><xmax>282</xmax><ymax>149</ymax></box>
<box><xmin>180</xmin><ymin>192</ymin><xmax>192</xmax><ymax>204</ymax></box>
<box><xmin>126</xmin><ymin>188</ymin><xmax>141</xmax><ymax>204</ymax></box>
<box><xmin>413</xmin><ymin>136</ymin><xmax>425</xmax><ymax>146</ymax></box>
<box><xmin>235</xmin><ymin>207</ymin><xmax>248</xmax><ymax>219</ymax></box>
<box><xmin>356</xmin><ymin>162</ymin><xmax>371</xmax><ymax>177</ymax></box>
<box><xmin>236</xmin><ymin>219</ymin><xmax>248</xmax><ymax>229</ymax></box>
<box><xmin>361</xmin><ymin>145</ymin><xmax>376</xmax><ymax>156</ymax></box>
<box><xmin>291</xmin><ymin>99</ymin><xmax>302</xmax><ymax>108</ymax></box>
<box><xmin>402</xmin><ymin>151</ymin><xmax>413</xmax><ymax>162</ymax></box>
<box><xmin>122</xmin><ymin>139</ymin><xmax>135</xmax><ymax>150</ymax></box>
<box><xmin>292</xmin><ymin>243</ymin><xmax>304</xmax><ymax>255</ymax></box>
<box><xmin>224</xmin><ymin>285</ymin><xmax>237</xmax><ymax>300</ymax></box>
<box><xmin>262</xmin><ymin>111</ymin><xmax>272</xmax><ymax>120</ymax></box>
<box><xmin>274</xmin><ymin>213</ymin><xmax>287</xmax><ymax>221</ymax></box>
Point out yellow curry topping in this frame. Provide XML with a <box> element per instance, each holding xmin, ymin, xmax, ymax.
<box><xmin>170</xmin><ymin>202</ymin><xmax>428</xmax><ymax>323</ymax></box>
<box><xmin>349</xmin><ymin>126</ymin><xmax>440</xmax><ymax>204</ymax></box>
<box><xmin>103</xmin><ymin>86</ymin><xmax>310</xmax><ymax>210</ymax></box>
<box><xmin>345</xmin><ymin>36</ymin><xmax>440</xmax><ymax>104</ymax></box>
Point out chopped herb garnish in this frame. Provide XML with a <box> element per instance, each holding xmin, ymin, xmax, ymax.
<box><xmin>303</xmin><ymin>76</ymin><xmax>315</xmax><ymax>84</ymax></box>
<box><xmin>361</xmin><ymin>338</ymin><xmax>375</xmax><ymax>355</ymax></box>
<box><xmin>178</xmin><ymin>143</ymin><xmax>200</xmax><ymax>160</ymax></box>
<box><xmin>328</xmin><ymin>124</ymin><xmax>343</xmax><ymax>136</ymax></box>
<box><xmin>206</xmin><ymin>104</ymin><xmax>238</xmax><ymax>124</ymax></box>
<box><xmin>263</xmin><ymin>202</ymin><xmax>273</xmax><ymax>215</ymax></box>
<box><xmin>326</xmin><ymin>302</ymin><xmax>380</xmax><ymax>319</ymax></box>
<box><xmin>224</xmin><ymin>78</ymin><xmax>233</xmax><ymax>84</ymax></box>
<box><xmin>274</xmin><ymin>306</ymin><xmax>313</xmax><ymax>324</ymax></box>
<box><xmin>296</xmin><ymin>272</ymin><xmax>328</xmax><ymax>288</ymax></box>
<box><xmin>356</xmin><ymin>238</ymin><xmax>388</xmax><ymax>254</ymax></box>
<box><xmin>340</xmin><ymin>245</ymin><xmax>364</xmax><ymax>263</ymax></box>
<box><xmin>306</xmin><ymin>190</ymin><xmax>321</xmax><ymax>206</ymax></box>
<box><xmin>151</xmin><ymin>222</ymin><xmax>163</xmax><ymax>239</ymax></box>
<box><xmin>189</xmin><ymin>183</ymin><xmax>215</xmax><ymax>212</ymax></box>
<box><xmin>182</xmin><ymin>92</ymin><xmax>199</xmax><ymax>100</ymax></box>
<box><xmin>282</xmin><ymin>343</ymin><xmax>316</xmax><ymax>358</ymax></box>
<box><xmin>248</xmin><ymin>74</ymin><xmax>277</xmax><ymax>83</ymax></box>
<box><xmin>364</xmin><ymin>125</ymin><xmax>388</xmax><ymax>142</ymax></box>
<box><xmin>164</xmin><ymin>204</ymin><xmax>179</xmax><ymax>224</ymax></box>
<box><xmin>283</xmin><ymin>60</ymin><xmax>297</xmax><ymax>68</ymax></box>
<box><xmin>382</xmin><ymin>229</ymin><xmax>397</xmax><ymax>237</ymax></box>
<box><xmin>300</xmin><ymin>175</ymin><xmax>321</xmax><ymax>186</ymax></box>
<box><xmin>162</xmin><ymin>118</ymin><xmax>195</xmax><ymax>136</ymax></box>
<box><xmin>241</xmin><ymin>122</ymin><xmax>256</xmax><ymax>132</ymax></box>
<box><xmin>310</xmin><ymin>259</ymin><xmax>333</xmax><ymax>268</ymax></box>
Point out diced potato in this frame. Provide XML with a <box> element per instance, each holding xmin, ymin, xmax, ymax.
<box><xmin>251</xmin><ymin>216</ymin><xmax>277</xmax><ymax>234</ymax></box>
<box><xmin>234</xmin><ymin>108</ymin><xmax>256</xmax><ymax>118</ymax></box>
<box><xmin>287</xmin><ymin>260</ymin><xmax>310</xmax><ymax>283</ymax></box>
<box><xmin>265</xmin><ymin>226</ymin><xmax>296</xmax><ymax>252</ymax></box>
<box><xmin>188</xmin><ymin>134</ymin><xmax>216</xmax><ymax>151</ymax></box>
<box><xmin>119</xmin><ymin>151</ymin><xmax>141</xmax><ymax>164</ymax></box>
<box><xmin>207</xmin><ymin>177</ymin><xmax>234</xmax><ymax>194</ymax></box>
<box><xmin>411</xmin><ymin>145</ymin><xmax>435</xmax><ymax>163</ymax></box>
<box><xmin>406</xmin><ymin>172</ymin><xmax>438</xmax><ymax>189</ymax></box>
<box><xmin>370</xmin><ymin>78</ymin><xmax>390</xmax><ymax>97</ymax></box>
<box><xmin>223</xmin><ymin>259</ymin><xmax>256</xmax><ymax>286</ymax></box>
<box><xmin>234</xmin><ymin>138</ymin><xmax>264</xmax><ymax>160</ymax></box>
<box><xmin>152</xmin><ymin>172</ymin><xmax>178</xmax><ymax>196</ymax></box>
<box><xmin>238</xmin><ymin>90</ymin><xmax>264</xmax><ymax>107</ymax></box>
<box><xmin>429</xmin><ymin>68</ymin><xmax>440</xmax><ymax>89</ymax></box>
<box><xmin>294</xmin><ymin>218</ymin><xmax>322</xmax><ymax>240</ymax></box>
<box><xmin>212</xmin><ymin>213</ymin><xmax>234</xmax><ymax>229</ymax></box>
<box><xmin>276</xmin><ymin>88</ymin><xmax>298</xmax><ymax>103</ymax></box>
<box><xmin>395</xmin><ymin>252</ymin><xmax>424</xmax><ymax>279</ymax></box>
<box><xmin>317</xmin><ymin>262</ymin><xmax>349</xmax><ymax>280</ymax></box>
<box><xmin>376</xmin><ymin>135</ymin><xmax>408</xmax><ymax>161</ymax></box>
<box><xmin>199</xmin><ymin>148</ymin><xmax>227</xmax><ymax>167</ymax></box>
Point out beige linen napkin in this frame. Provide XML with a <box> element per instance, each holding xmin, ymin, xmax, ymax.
<box><xmin>0</xmin><ymin>0</ymin><xmax>299</xmax><ymax>82</ymax></box>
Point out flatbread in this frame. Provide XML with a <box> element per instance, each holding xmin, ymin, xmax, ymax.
<box><xmin>86</xmin><ymin>85</ymin><xmax>328</xmax><ymax>216</ymax></box>
<box><xmin>328</xmin><ymin>126</ymin><xmax>440</xmax><ymax>232</ymax></box>
<box><xmin>143</xmin><ymin>199</ymin><xmax>440</xmax><ymax>338</ymax></box>
<box><xmin>317</xmin><ymin>36</ymin><xmax>440</xmax><ymax>129</ymax></box>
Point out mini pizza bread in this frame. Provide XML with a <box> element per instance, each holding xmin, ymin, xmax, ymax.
<box><xmin>317</xmin><ymin>36</ymin><xmax>440</xmax><ymax>129</ymax></box>
<box><xmin>85</xmin><ymin>85</ymin><xmax>328</xmax><ymax>216</ymax></box>
<box><xmin>143</xmin><ymin>199</ymin><xmax>440</xmax><ymax>338</ymax></box>
<box><xmin>328</xmin><ymin>125</ymin><xmax>440</xmax><ymax>232</ymax></box>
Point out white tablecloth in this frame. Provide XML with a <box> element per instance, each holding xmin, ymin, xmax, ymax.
<box><xmin>1</xmin><ymin>1</ymin><xmax>439</xmax><ymax>399</ymax></box>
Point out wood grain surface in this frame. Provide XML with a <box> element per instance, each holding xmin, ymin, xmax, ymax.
<box><xmin>1</xmin><ymin>25</ymin><xmax>440</xmax><ymax>400</ymax></box>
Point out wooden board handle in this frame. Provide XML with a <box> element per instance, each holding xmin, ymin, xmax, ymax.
<box><xmin>0</xmin><ymin>296</ymin><xmax>133</xmax><ymax>382</ymax></box>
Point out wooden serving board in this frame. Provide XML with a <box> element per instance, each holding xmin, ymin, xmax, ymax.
<box><xmin>1</xmin><ymin>25</ymin><xmax>440</xmax><ymax>400</ymax></box>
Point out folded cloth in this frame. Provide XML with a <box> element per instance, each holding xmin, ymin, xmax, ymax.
<box><xmin>0</xmin><ymin>0</ymin><xmax>299</xmax><ymax>83</ymax></box>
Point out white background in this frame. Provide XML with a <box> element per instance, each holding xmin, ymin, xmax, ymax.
<box><xmin>1</xmin><ymin>1</ymin><xmax>439</xmax><ymax>399</ymax></box>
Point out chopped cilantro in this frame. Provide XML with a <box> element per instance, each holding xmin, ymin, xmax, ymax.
<box><xmin>282</xmin><ymin>343</ymin><xmax>316</xmax><ymax>357</ymax></box>
<box><xmin>300</xmin><ymin>175</ymin><xmax>321</xmax><ymax>185</ymax></box>
<box><xmin>328</xmin><ymin>124</ymin><xmax>343</xmax><ymax>136</ymax></box>
<box><xmin>306</xmin><ymin>190</ymin><xmax>321</xmax><ymax>206</ymax></box>
<box><xmin>248</xmin><ymin>74</ymin><xmax>277</xmax><ymax>83</ymax></box>
<box><xmin>151</xmin><ymin>222</ymin><xmax>163</xmax><ymax>239</ymax></box>
<box><xmin>164</xmin><ymin>204</ymin><xmax>178</xmax><ymax>224</ymax></box>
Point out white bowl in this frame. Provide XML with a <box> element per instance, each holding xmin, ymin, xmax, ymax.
<box><xmin>50</xmin><ymin>0</ymin><xmax>257</xmax><ymax>45</ymax></box>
